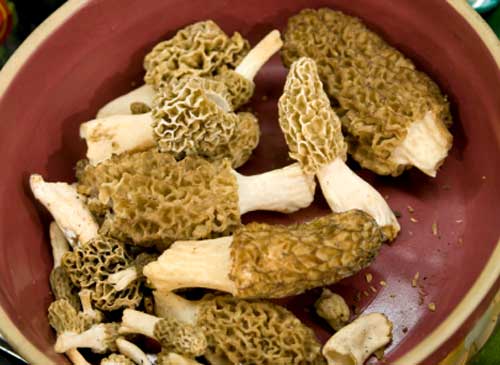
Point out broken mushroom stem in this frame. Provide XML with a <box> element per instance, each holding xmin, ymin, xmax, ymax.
<box><xmin>30</xmin><ymin>175</ymin><xmax>98</xmax><ymax>246</ymax></box>
<box><xmin>116</xmin><ymin>338</ymin><xmax>152</xmax><ymax>365</ymax></box>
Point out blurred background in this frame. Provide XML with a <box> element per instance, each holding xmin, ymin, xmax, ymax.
<box><xmin>0</xmin><ymin>1</ymin><xmax>499</xmax><ymax>364</ymax></box>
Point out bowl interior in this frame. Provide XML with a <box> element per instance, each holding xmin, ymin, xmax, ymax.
<box><xmin>0</xmin><ymin>0</ymin><xmax>499</xmax><ymax>364</ymax></box>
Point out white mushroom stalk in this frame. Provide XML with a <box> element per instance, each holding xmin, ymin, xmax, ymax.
<box><xmin>65</xmin><ymin>348</ymin><xmax>91</xmax><ymax>365</ymax></box>
<box><xmin>106</xmin><ymin>267</ymin><xmax>139</xmax><ymax>292</ymax></box>
<box><xmin>116</xmin><ymin>337</ymin><xmax>152</xmax><ymax>365</ymax></box>
<box><xmin>233</xmin><ymin>29</ymin><xmax>282</xmax><ymax>81</ymax></box>
<box><xmin>316</xmin><ymin>158</ymin><xmax>400</xmax><ymax>240</ymax></box>
<box><xmin>153</xmin><ymin>290</ymin><xmax>199</xmax><ymax>325</ymax></box>
<box><xmin>145</xmin><ymin>237</ymin><xmax>236</xmax><ymax>295</ymax></box>
<box><xmin>235</xmin><ymin>163</ymin><xmax>315</xmax><ymax>214</ymax></box>
<box><xmin>80</xmin><ymin>113</ymin><xmax>155</xmax><ymax>166</ymax></box>
<box><xmin>390</xmin><ymin>111</ymin><xmax>453</xmax><ymax>177</ymax></box>
<box><xmin>30</xmin><ymin>175</ymin><xmax>98</xmax><ymax>246</ymax></box>
<box><xmin>119</xmin><ymin>310</ymin><xmax>162</xmax><ymax>338</ymax></box>
<box><xmin>277</xmin><ymin>57</ymin><xmax>400</xmax><ymax>240</ymax></box>
<box><xmin>322</xmin><ymin>313</ymin><xmax>393</xmax><ymax>365</ymax></box>
<box><xmin>96</xmin><ymin>30</ymin><xmax>282</xmax><ymax>118</ymax></box>
<box><xmin>50</xmin><ymin>222</ymin><xmax>69</xmax><ymax>268</ymax></box>
<box><xmin>78</xmin><ymin>289</ymin><xmax>102</xmax><ymax>324</ymax></box>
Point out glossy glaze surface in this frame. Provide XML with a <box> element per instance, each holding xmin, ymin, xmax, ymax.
<box><xmin>0</xmin><ymin>0</ymin><xmax>499</xmax><ymax>364</ymax></box>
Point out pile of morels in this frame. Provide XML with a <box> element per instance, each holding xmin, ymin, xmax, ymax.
<box><xmin>30</xmin><ymin>8</ymin><xmax>452</xmax><ymax>365</ymax></box>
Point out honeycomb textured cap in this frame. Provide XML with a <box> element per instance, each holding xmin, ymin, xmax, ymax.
<box><xmin>154</xmin><ymin>317</ymin><xmax>208</xmax><ymax>358</ymax></box>
<box><xmin>100</xmin><ymin>353</ymin><xmax>135</xmax><ymax>365</ymax></box>
<box><xmin>62</xmin><ymin>237</ymin><xmax>132</xmax><ymax>289</ymax></box>
<box><xmin>152</xmin><ymin>77</ymin><xmax>240</xmax><ymax>160</ymax></box>
<box><xmin>144</xmin><ymin>20</ymin><xmax>249</xmax><ymax>89</ymax></box>
<box><xmin>50</xmin><ymin>266</ymin><xmax>81</xmax><ymax>311</ymax></box>
<box><xmin>77</xmin><ymin>150</ymin><xmax>240</xmax><ymax>248</ymax></box>
<box><xmin>48</xmin><ymin>299</ymin><xmax>84</xmax><ymax>334</ymax></box>
<box><xmin>282</xmin><ymin>8</ymin><xmax>451</xmax><ymax>176</ymax></box>
<box><xmin>230</xmin><ymin>210</ymin><xmax>383</xmax><ymax>298</ymax></box>
<box><xmin>278</xmin><ymin>57</ymin><xmax>347</xmax><ymax>174</ymax></box>
<box><xmin>61</xmin><ymin>237</ymin><xmax>142</xmax><ymax>311</ymax></box>
<box><xmin>207</xmin><ymin>112</ymin><xmax>260</xmax><ymax>168</ymax></box>
<box><xmin>213</xmin><ymin>68</ymin><xmax>255</xmax><ymax>110</ymax></box>
<box><xmin>198</xmin><ymin>296</ymin><xmax>325</xmax><ymax>365</ymax></box>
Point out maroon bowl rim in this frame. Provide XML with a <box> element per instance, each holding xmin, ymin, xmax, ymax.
<box><xmin>0</xmin><ymin>1</ymin><xmax>498</xmax><ymax>364</ymax></box>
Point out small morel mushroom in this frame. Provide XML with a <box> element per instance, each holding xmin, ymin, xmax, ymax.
<box><xmin>48</xmin><ymin>222</ymin><xmax>81</xmax><ymax>310</ymax></box>
<box><xmin>143</xmin><ymin>210</ymin><xmax>382</xmax><ymax>298</ymax></box>
<box><xmin>282</xmin><ymin>8</ymin><xmax>453</xmax><ymax>177</ymax></box>
<box><xmin>55</xmin><ymin>322</ymin><xmax>120</xmax><ymax>354</ymax></box>
<box><xmin>119</xmin><ymin>312</ymin><xmax>208</xmax><ymax>358</ymax></box>
<box><xmin>97</xmin><ymin>20</ymin><xmax>249</xmax><ymax>118</ymax></box>
<box><xmin>125</xmin><ymin>292</ymin><xmax>324</xmax><ymax>365</ymax></box>
<box><xmin>76</xmin><ymin>150</ymin><xmax>315</xmax><ymax>248</ymax></box>
<box><xmin>278</xmin><ymin>57</ymin><xmax>399</xmax><ymax>240</ymax></box>
<box><xmin>48</xmin><ymin>299</ymin><xmax>90</xmax><ymax>365</ymax></box>
<box><xmin>62</xmin><ymin>236</ymin><xmax>143</xmax><ymax>311</ymax></box>
<box><xmin>30</xmin><ymin>175</ymin><xmax>98</xmax><ymax>246</ymax></box>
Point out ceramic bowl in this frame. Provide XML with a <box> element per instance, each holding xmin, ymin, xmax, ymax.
<box><xmin>0</xmin><ymin>1</ymin><xmax>499</xmax><ymax>364</ymax></box>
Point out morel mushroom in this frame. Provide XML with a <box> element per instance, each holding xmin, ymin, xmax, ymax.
<box><xmin>76</xmin><ymin>150</ymin><xmax>315</xmax><ymax>248</ymax></box>
<box><xmin>282</xmin><ymin>8</ymin><xmax>453</xmax><ymax>177</ymax></box>
<box><xmin>278</xmin><ymin>57</ymin><xmax>399</xmax><ymax>240</ymax></box>
<box><xmin>143</xmin><ymin>210</ymin><xmax>382</xmax><ymax>298</ymax></box>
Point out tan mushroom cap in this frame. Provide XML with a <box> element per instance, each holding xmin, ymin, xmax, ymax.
<box><xmin>278</xmin><ymin>57</ymin><xmax>347</xmax><ymax>175</ymax></box>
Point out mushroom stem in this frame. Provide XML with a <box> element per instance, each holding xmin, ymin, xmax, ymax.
<box><xmin>30</xmin><ymin>175</ymin><xmax>98</xmax><ymax>246</ymax></box>
<box><xmin>391</xmin><ymin>111</ymin><xmax>453</xmax><ymax>177</ymax></box>
<box><xmin>316</xmin><ymin>157</ymin><xmax>400</xmax><ymax>240</ymax></box>
<box><xmin>143</xmin><ymin>237</ymin><xmax>236</xmax><ymax>294</ymax></box>
<box><xmin>96</xmin><ymin>84</ymin><xmax>155</xmax><ymax>118</ymax></box>
<box><xmin>80</xmin><ymin>113</ymin><xmax>155</xmax><ymax>166</ymax></box>
<box><xmin>235</xmin><ymin>30</ymin><xmax>283</xmax><ymax>80</ymax></box>
<box><xmin>66</xmin><ymin>348</ymin><xmax>91</xmax><ymax>365</ymax></box>
<box><xmin>153</xmin><ymin>291</ymin><xmax>200</xmax><ymax>325</ymax></box>
<box><xmin>322</xmin><ymin>313</ymin><xmax>393</xmax><ymax>365</ymax></box>
<box><xmin>120</xmin><ymin>310</ymin><xmax>160</xmax><ymax>338</ymax></box>
<box><xmin>106</xmin><ymin>267</ymin><xmax>139</xmax><ymax>291</ymax></box>
<box><xmin>235</xmin><ymin>163</ymin><xmax>315</xmax><ymax>214</ymax></box>
<box><xmin>116</xmin><ymin>338</ymin><xmax>152</xmax><ymax>365</ymax></box>
<box><xmin>50</xmin><ymin>222</ymin><xmax>70</xmax><ymax>268</ymax></box>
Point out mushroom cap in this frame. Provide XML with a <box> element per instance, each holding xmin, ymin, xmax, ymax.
<box><xmin>199</xmin><ymin>296</ymin><xmax>325</xmax><ymax>365</ymax></box>
<box><xmin>278</xmin><ymin>57</ymin><xmax>347</xmax><ymax>174</ymax></box>
<box><xmin>230</xmin><ymin>210</ymin><xmax>383</xmax><ymax>299</ymax></box>
<box><xmin>144</xmin><ymin>20</ymin><xmax>249</xmax><ymax>89</ymax></box>
<box><xmin>76</xmin><ymin>150</ymin><xmax>240</xmax><ymax>248</ymax></box>
<box><xmin>152</xmin><ymin>77</ymin><xmax>240</xmax><ymax>160</ymax></box>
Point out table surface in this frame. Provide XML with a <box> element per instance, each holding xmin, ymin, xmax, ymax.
<box><xmin>1</xmin><ymin>3</ymin><xmax>499</xmax><ymax>365</ymax></box>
